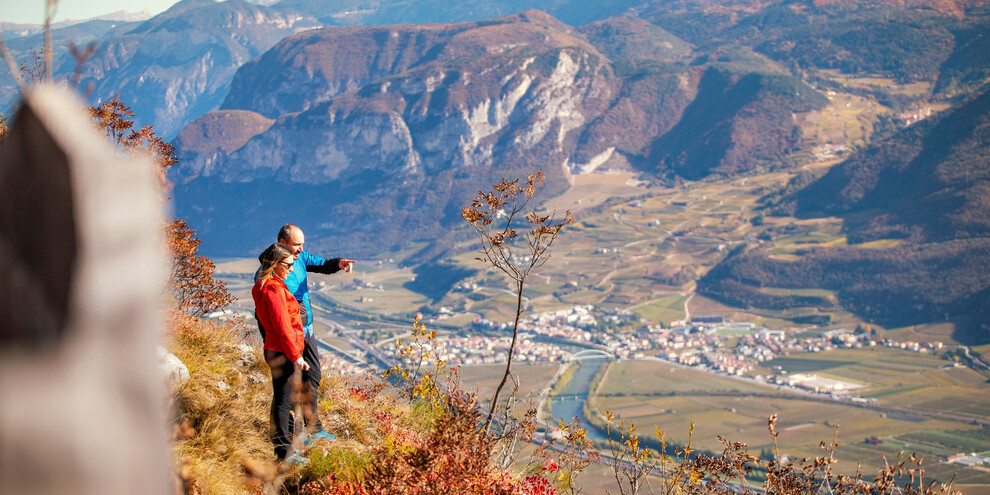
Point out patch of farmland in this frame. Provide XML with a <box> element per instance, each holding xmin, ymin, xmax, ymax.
<box><xmin>764</xmin><ymin>357</ymin><xmax>856</xmax><ymax>373</ymax></box>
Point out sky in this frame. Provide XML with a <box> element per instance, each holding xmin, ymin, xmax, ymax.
<box><xmin>0</xmin><ymin>0</ymin><xmax>182</xmax><ymax>24</ymax></box>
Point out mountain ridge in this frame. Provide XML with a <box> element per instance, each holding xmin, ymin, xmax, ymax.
<box><xmin>170</xmin><ymin>8</ymin><xmax>833</xmax><ymax>258</ymax></box>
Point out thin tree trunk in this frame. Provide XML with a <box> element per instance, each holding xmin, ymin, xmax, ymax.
<box><xmin>484</xmin><ymin>278</ymin><xmax>525</xmax><ymax>433</ymax></box>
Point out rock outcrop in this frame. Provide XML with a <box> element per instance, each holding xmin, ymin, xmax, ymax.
<box><xmin>159</xmin><ymin>346</ymin><xmax>191</xmax><ymax>389</ymax></box>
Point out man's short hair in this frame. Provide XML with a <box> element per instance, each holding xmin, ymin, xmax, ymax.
<box><xmin>277</xmin><ymin>223</ymin><xmax>300</xmax><ymax>242</ymax></box>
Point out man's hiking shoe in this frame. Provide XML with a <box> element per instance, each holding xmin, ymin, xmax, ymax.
<box><xmin>304</xmin><ymin>430</ymin><xmax>337</xmax><ymax>446</ymax></box>
<box><xmin>311</xmin><ymin>430</ymin><xmax>337</xmax><ymax>442</ymax></box>
<box><xmin>286</xmin><ymin>450</ymin><xmax>309</xmax><ymax>466</ymax></box>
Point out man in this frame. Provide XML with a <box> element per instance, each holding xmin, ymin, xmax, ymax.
<box><xmin>272</xmin><ymin>223</ymin><xmax>354</xmax><ymax>442</ymax></box>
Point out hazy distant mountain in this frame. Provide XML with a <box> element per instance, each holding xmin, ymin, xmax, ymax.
<box><xmin>0</xmin><ymin>19</ymin><xmax>141</xmax><ymax>113</ymax></box>
<box><xmin>271</xmin><ymin>0</ymin><xmax>640</xmax><ymax>27</ymax></box>
<box><xmin>89</xmin><ymin>10</ymin><xmax>155</xmax><ymax>22</ymax></box>
<box><xmin>70</xmin><ymin>0</ymin><xmax>320</xmax><ymax>138</ymax></box>
<box><xmin>0</xmin><ymin>23</ymin><xmax>43</xmax><ymax>38</ymax></box>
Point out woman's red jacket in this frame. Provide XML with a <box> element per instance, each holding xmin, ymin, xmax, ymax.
<box><xmin>252</xmin><ymin>277</ymin><xmax>305</xmax><ymax>363</ymax></box>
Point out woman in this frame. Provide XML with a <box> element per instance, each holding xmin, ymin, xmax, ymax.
<box><xmin>252</xmin><ymin>242</ymin><xmax>310</xmax><ymax>461</ymax></box>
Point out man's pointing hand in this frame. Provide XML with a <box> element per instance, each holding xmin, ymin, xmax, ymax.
<box><xmin>339</xmin><ymin>259</ymin><xmax>356</xmax><ymax>273</ymax></box>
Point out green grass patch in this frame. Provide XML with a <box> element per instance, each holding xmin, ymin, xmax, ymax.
<box><xmin>632</xmin><ymin>295</ymin><xmax>688</xmax><ymax>323</ymax></box>
<box><xmin>899</xmin><ymin>426</ymin><xmax>990</xmax><ymax>453</ymax></box>
<box><xmin>758</xmin><ymin>287</ymin><xmax>836</xmax><ymax>298</ymax></box>
<box><xmin>301</xmin><ymin>444</ymin><xmax>374</xmax><ymax>484</ymax></box>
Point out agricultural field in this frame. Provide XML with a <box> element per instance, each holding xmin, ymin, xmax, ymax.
<box><xmin>213</xmin><ymin>257</ymin><xmax>261</xmax><ymax>312</ymax></box>
<box><xmin>316</xmin><ymin>261</ymin><xmax>428</xmax><ymax>315</ymax></box>
<box><xmin>882</xmin><ymin>322</ymin><xmax>963</xmax><ymax>345</ymax></box>
<box><xmin>598</xmin><ymin>360</ymin><xmax>773</xmax><ymax>396</ymax></box>
<box><xmin>760</xmin><ymin>348</ymin><xmax>990</xmax><ymax>414</ymax></box>
<box><xmin>630</xmin><ymin>295</ymin><xmax>690</xmax><ymax>324</ymax></box>
<box><xmin>799</xmin><ymin>88</ymin><xmax>885</xmax><ymax>150</ymax></box>
<box><xmin>589</xmin><ymin>359</ymin><xmax>990</xmax><ymax>492</ymax></box>
<box><xmin>458</xmin><ymin>363</ymin><xmax>561</xmax><ymax>403</ymax></box>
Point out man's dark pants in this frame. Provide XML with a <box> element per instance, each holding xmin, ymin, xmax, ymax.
<box><xmin>300</xmin><ymin>332</ymin><xmax>323</xmax><ymax>432</ymax></box>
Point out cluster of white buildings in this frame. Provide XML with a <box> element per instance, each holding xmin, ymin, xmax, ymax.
<box><xmin>880</xmin><ymin>338</ymin><xmax>943</xmax><ymax>353</ymax></box>
<box><xmin>472</xmin><ymin>307</ymin><xmax>597</xmax><ymax>342</ymax></box>
<box><xmin>814</xmin><ymin>142</ymin><xmax>850</xmax><ymax>161</ymax></box>
<box><xmin>498</xmin><ymin>306</ymin><xmax>657</xmax><ymax>359</ymax></box>
<box><xmin>703</xmin><ymin>350</ymin><xmax>754</xmax><ymax>376</ymax></box>
<box><xmin>383</xmin><ymin>334</ymin><xmax>566</xmax><ymax>365</ymax></box>
<box><xmin>650</xmin><ymin>324</ymin><xmax>782</xmax><ymax>374</ymax></box>
<box><xmin>897</xmin><ymin>106</ymin><xmax>933</xmax><ymax>127</ymax></box>
<box><xmin>774</xmin><ymin>373</ymin><xmax>863</xmax><ymax>394</ymax></box>
<box><xmin>945</xmin><ymin>453</ymin><xmax>990</xmax><ymax>467</ymax></box>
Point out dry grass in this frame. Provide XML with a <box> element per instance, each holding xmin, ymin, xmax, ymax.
<box><xmin>167</xmin><ymin>311</ymin><xmax>276</xmax><ymax>494</ymax></box>
<box><xmin>165</xmin><ymin>313</ymin><xmax>558</xmax><ymax>495</ymax></box>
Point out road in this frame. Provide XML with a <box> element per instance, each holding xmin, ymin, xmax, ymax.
<box><xmin>311</xmin><ymin>306</ymin><xmax>398</xmax><ymax>370</ymax></box>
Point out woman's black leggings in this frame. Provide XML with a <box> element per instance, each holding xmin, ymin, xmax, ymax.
<box><xmin>264</xmin><ymin>350</ymin><xmax>298</xmax><ymax>460</ymax></box>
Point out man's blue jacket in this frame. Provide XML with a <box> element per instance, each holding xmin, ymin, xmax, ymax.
<box><xmin>282</xmin><ymin>251</ymin><xmax>342</xmax><ymax>336</ymax></box>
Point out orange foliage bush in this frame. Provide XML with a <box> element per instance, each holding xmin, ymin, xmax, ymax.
<box><xmin>89</xmin><ymin>94</ymin><xmax>233</xmax><ymax>315</ymax></box>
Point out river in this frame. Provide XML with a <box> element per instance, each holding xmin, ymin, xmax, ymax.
<box><xmin>546</xmin><ymin>357</ymin><xmax>610</xmax><ymax>442</ymax></box>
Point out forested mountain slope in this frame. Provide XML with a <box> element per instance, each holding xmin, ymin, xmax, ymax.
<box><xmin>700</xmin><ymin>87</ymin><xmax>990</xmax><ymax>343</ymax></box>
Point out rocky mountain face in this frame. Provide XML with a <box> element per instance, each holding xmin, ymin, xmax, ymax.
<box><xmin>184</xmin><ymin>11</ymin><xmax>621</xmax><ymax>181</ymax></box>
<box><xmin>70</xmin><ymin>0</ymin><xmax>319</xmax><ymax>138</ymax></box>
<box><xmin>170</xmin><ymin>9</ymin><xmax>827</xmax><ymax>255</ymax></box>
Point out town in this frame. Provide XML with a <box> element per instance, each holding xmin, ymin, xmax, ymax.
<box><xmin>313</xmin><ymin>301</ymin><xmax>951</xmax><ymax>399</ymax></box>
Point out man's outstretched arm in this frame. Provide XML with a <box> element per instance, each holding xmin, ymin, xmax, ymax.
<box><xmin>298</xmin><ymin>252</ymin><xmax>355</xmax><ymax>274</ymax></box>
